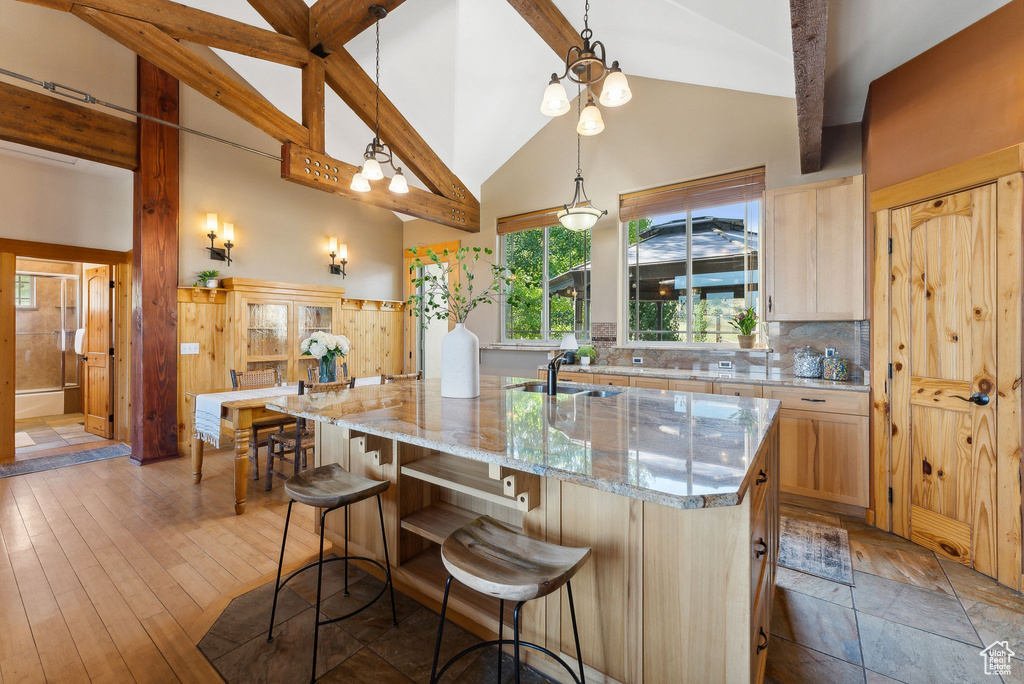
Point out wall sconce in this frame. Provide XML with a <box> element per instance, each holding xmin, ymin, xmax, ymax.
<box><xmin>205</xmin><ymin>212</ymin><xmax>234</xmax><ymax>265</ymax></box>
<box><xmin>328</xmin><ymin>237</ymin><xmax>347</xmax><ymax>277</ymax></box>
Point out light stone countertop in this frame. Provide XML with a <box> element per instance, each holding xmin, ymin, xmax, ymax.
<box><xmin>547</xmin><ymin>363</ymin><xmax>870</xmax><ymax>392</ymax></box>
<box><xmin>266</xmin><ymin>376</ymin><xmax>781</xmax><ymax>510</ymax></box>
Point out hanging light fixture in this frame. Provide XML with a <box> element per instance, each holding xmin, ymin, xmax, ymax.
<box><xmin>539</xmin><ymin>0</ymin><xmax>631</xmax><ymax>133</ymax></box>
<box><xmin>350</xmin><ymin>5</ymin><xmax>408</xmax><ymax>194</ymax></box>
<box><xmin>558</xmin><ymin>90</ymin><xmax>607</xmax><ymax>232</ymax></box>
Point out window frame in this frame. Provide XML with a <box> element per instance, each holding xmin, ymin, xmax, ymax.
<box><xmin>14</xmin><ymin>274</ymin><xmax>36</xmax><ymax>309</ymax></box>
<box><xmin>621</xmin><ymin>199</ymin><xmax>762</xmax><ymax>348</ymax></box>
<box><xmin>499</xmin><ymin>223</ymin><xmax>592</xmax><ymax>344</ymax></box>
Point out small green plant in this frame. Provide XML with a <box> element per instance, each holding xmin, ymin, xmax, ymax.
<box><xmin>577</xmin><ymin>345</ymin><xmax>596</xmax><ymax>360</ymax></box>
<box><xmin>730</xmin><ymin>305</ymin><xmax>758</xmax><ymax>336</ymax></box>
<box><xmin>406</xmin><ymin>246</ymin><xmax>515</xmax><ymax>324</ymax></box>
<box><xmin>194</xmin><ymin>269</ymin><xmax>220</xmax><ymax>287</ymax></box>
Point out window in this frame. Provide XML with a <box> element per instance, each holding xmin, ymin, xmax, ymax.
<box><xmin>621</xmin><ymin>169</ymin><xmax>764</xmax><ymax>345</ymax></box>
<box><xmin>14</xmin><ymin>275</ymin><xmax>35</xmax><ymax>309</ymax></box>
<box><xmin>500</xmin><ymin>214</ymin><xmax>591</xmax><ymax>342</ymax></box>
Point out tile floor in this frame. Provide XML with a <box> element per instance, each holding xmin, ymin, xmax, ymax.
<box><xmin>198</xmin><ymin>556</ymin><xmax>557</xmax><ymax>683</ymax></box>
<box><xmin>767</xmin><ymin>503</ymin><xmax>1024</xmax><ymax>684</ymax></box>
<box><xmin>13</xmin><ymin>413</ymin><xmax>106</xmax><ymax>459</ymax></box>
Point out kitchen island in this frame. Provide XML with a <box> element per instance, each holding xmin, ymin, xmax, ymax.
<box><xmin>268</xmin><ymin>377</ymin><xmax>781</xmax><ymax>684</ymax></box>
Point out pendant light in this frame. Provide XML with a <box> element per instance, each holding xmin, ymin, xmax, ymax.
<box><xmin>539</xmin><ymin>0</ymin><xmax>630</xmax><ymax>134</ymax></box>
<box><xmin>558</xmin><ymin>90</ymin><xmax>607</xmax><ymax>232</ymax></box>
<box><xmin>350</xmin><ymin>5</ymin><xmax>408</xmax><ymax>194</ymax></box>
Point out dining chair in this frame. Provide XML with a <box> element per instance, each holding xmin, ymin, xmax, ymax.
<box><xmin>230</xmin><ymin>368</ymin><xmax>294</xmax><ymax>481</ymax></box>
<box><xmin>306</xmin><ymin>361</ymin><xmax>350</xmax><ymax>384</ymax></box>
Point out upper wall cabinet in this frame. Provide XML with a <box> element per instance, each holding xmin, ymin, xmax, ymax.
<box><xmin>764</xmin><ymin>175</ymin><xmax>866</xmax><ymax>321</ymax></box>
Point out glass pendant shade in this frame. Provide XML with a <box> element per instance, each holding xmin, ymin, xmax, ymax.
<box><xmin>361</xmin><ymin>157</ymin><xmax>384</xmax><ymax>181</ymax></box>
<box><xmin>599</xmin><ymin>69</ymin><xmax>632</xmax><ymax>107</ymax></box>
<box><xmin>350</xmin><ymin>170</ymin><xmax>371</xmax><ymax>193</ymax></box>
<box><xmin>576</xmin><ymin>101</ymin><xmax>605</xmax><ymax>136</ymax></box>
<box><xmin>388</xmin><ymin>170</ymin><xmax>409</xmax><ymax>193</ymax></box>
<box><xmin>558</xmin><ymin>206</ymin><xmax>603</xmax><ymax>231</ymax></box>
<box><xmin>540</xmin><ymin>80</ymin><xmax>571</xmax><ymax>117</ymax></box>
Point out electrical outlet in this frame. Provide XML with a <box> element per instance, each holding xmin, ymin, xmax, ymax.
<box><xmin>632</xmin><ymin>356</ymin><xmax>643</xmax><ymax>365</ymax></box>
<box><xmin>718</xmin><ymin>360</ymin><xmax>734</xmax><ymax>370</ymax></box>
<box><xmin>825</xmin><ymin>347</ymin><xmax>837</xmax><ymax>357</ymax></box>
<box><xmin>180</xmin><ymin>343</ymin><xmax>199</xmax><ymax>355</ymax></box>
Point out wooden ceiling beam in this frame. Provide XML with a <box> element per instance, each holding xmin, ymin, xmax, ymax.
<box><xmin>506</xmin><ymin>0</ymin><xmax>579</xmax><ymax>64</ymax></box>
<box><xmin>789</xmin><ymin>0</ymin><xmax>828</xmax><ymax>174</ymax></box>
<box><xmin>282</xmin><ymin>144</ymin><xmax>479</xmax><ymax>232</ymax></box>
<box><xmin>309</xmin><ymin>0</ymin><xmax>405</xmax><ymax>53</ymax></box>
<box><xmin>302</xmin><ymin>58</ymin><xmax>326</xmax><ymax>151</ymax></box>
<box><xmin>36</xmin><ymin>0</ymin><xmax>310</xmax><ymax>68</ymax></box>
<box><xmin>246</xmin><ymin>0</ymin><xmax>310</xmax><ymax>47</ymax></box>
<box><xmin>72</xmin><ymin>6</ymin><xmax>308</xmax><ymax>144</ymax></box>
<box><xmin>0</xmin><ymin>80</ymin><xmax>137</xmax><ymax>169</ymax></box>
<box><xmin>323</xmin><ymin>48</ymin><xmax>477</xmax><ymax>208</ymax></box>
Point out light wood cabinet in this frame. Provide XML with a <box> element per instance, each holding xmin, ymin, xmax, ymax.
<box><xmin>592</xmin><ymin>373</ymin><xmax>630</xmax><ymax>386</ymax></box>
<box><xmin>630</xmin><ymin>376</ymin><xmax>670</xmax><ymax>390</ymax></box>
<box><xmin>669</xmin><ymin>379</ymin><xmax>713</xmax><ymax>393</ymax></box>
<box><xmin>764</xmin><ymin>175</ymin><xmax>866</xmax><ymax>321</ymax></box>
<box><xmin>714</xmin><ymin>382</ymin><xmax>763</xmax><ymax>398</ymax></box>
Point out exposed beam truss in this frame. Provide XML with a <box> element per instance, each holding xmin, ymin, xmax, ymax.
<box><xmin>505</xmin><ymin>0</ymin><xmax>604</xmax><ymax>94</ymax></box>
<box><xmin>309</xmin><ymin>0</ymin><xmax>406</xmax><ymax>54</ymax></box>
<box><xmin>789</xmin><ymin>0</ymin><xmax>828</xmax><ymax>174</ymax></box>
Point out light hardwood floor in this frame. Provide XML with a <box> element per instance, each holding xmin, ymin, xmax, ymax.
<box><xmin>0</xmin><ymin>445</ymin><xmax>327</xmax><ymax>683</ymax></box>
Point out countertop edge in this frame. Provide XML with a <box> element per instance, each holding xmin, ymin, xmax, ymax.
<box><xmin>545</xmin><ymin>364</ymin><xmax>870</xmax><ymax>393</ymax></box>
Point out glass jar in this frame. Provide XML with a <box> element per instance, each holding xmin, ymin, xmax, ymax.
<box><xmin>794</xmin><ymin>345</ymin><xmax>824</xmax><ymax>378</ymax></box>
<box><xmin>823</xmin><ymin>356</ymin><xmax>850</xmax><ymax>381</ymax></box>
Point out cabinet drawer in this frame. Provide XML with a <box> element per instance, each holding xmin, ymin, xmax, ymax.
<box><xmin>592</xmin><ymin>374</ymin><xmax>630</xmax><ymax>386</ymax></box>
<box><xmin>562</xmin><ymin>373</ymin><xmax>594</xmax><ymax>384</ymax></box>
<box><xmin>751</xmin><ymin>565</ymin><xmax>771</xmax><ymax>684</ymax></box>
<box><xmin>630</xmin><ymin>376</ymin><xmax>670</xmax><ymax>390</ymax></box>
<box><xmin>750</xmin><ymin>491</ymin><xmax>769</xmax><ymax>613</ymax></box>
<box><xmin>765</xmin><ymin>386</ymin><xmax>868</xmax><ymax>416</ymax></box>
<box><xmin>668</xmin><ymin>379</ymin><xmax>712</xmax><ymax>393</ymax></box>
<box><xmin>714</xmin><ymin>382</ymin><xmax>763</xmax><ymax>398</ymax></box>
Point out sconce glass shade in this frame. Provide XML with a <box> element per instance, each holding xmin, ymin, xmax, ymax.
<box><xmin>559</xmin><ymin>333</ymin><xmax>579</xmax><ymax>351</ymax></box>
<box><xmin>206</xmin><ymin>212</ymin><xmax>218</xmax><ymax>234</ymax></box>
<box><xmin>540</xmin><ymin>79</ymin><xmax>570</xmax><ymax>117</ymax></box>
<box><xmin>329</xmin><ymin>237</ymin><xmax>338</xmax><ymax>254</ymax></box>
<box><xmin>361</xmin><ymin>157</ymin><xmax>384</xmax><ymax>181</ymax></box>
<box><xmin>576</xmin><ymin>101</ymin><xmax>605</xmax><ymax>136</ymax></box>
<box><xmin>388</xmin><ymin>170</ymin><xmax>409</xmax><ymax>193</ymax></box>
<box><xmin>221</xmin><ymin>222</ymin><xmax>234</xmax><ymax>242</ymax></box>
<box><xmin>336</xmin><ymin>243</ymin><xmax>348</xmax><ymax>260</ymax></box>
<box><xmin>350</xmin><ymin>170</ymin><xmax>371</xmax><ymax>193</ymax></box>
<box><xmin>599</xmin><ymin>68</ymin><xmax>632</xmax><ymax>107</ymax></box>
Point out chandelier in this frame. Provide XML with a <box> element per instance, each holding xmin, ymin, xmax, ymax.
<box><xmin>350</xmin><ymin>5</ymin><xmax>408</xmax><ymax>194</ymax></box>
<box><xmin>557</xmin><ymin>91</ymin><xmax>607</xmax><ymax>232</ymax></box>
<box><xmin>539</xmin><ymin>0</ymin><xmax>632</xmax><ymax>136</ymax></box>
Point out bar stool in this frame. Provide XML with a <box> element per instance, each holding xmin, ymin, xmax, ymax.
<box><xmin>429</xmin><ymin>516</ymin><xmax>591</xmax><ymax>684</ymax></box>
<box><xmin>267</xmin><ymin>463</ymin><xmax>398</xmax><ymax>683</ymax></box>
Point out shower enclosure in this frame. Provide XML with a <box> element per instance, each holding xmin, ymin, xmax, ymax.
<box><xmin>15</xmin><ymin>269</ymin><xmax>81</xmax><ymax>418</ymax></box>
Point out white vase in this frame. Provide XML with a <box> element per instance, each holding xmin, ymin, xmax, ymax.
<box><xmin>580</xmin><ymin>356</ymin><xmax>591</xmax><ymax>366</ymax></box>
<box><xmin>441</xmin><ymin>323</ymin><xmax>479</xmax><ymax>398</ymax></box>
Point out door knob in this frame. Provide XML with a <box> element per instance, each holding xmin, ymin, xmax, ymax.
<box><xmin>951</xmin><ymin>392</ymin><xmax>990</xmax><ymax>406</ymax></box>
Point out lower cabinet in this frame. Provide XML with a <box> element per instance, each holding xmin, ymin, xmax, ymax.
<box><xmin>670</xmin><ymin>379</ymin><xmax>713</xmax><ymax>393</ymax></box>
<box><xmin>630</xmin><ymin>376</ymin><xmax>670</xmax><ymax>390</ymax></box>
<box><xmin>714</xmin><ymin>382</ymin><xmax>763</xmax><ymax>398</ymax></box>
<box><xmin>775</xmin><ymin>408</ymin><xmax>869</xmax><ymax>508</ymax></box>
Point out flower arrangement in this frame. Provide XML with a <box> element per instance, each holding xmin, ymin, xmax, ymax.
<box><xmin>405</xmin><ymin>246</ymin><xmax>515</xmax><ymax>324</ymax></box>
<box><xmin>301</xmin><ymin>331</ymin><xmax>351</xmax><ymax>382</ymax></box>
<box><xmin>730</xmin><ymin>306</ymin><xmax>758</xmax><ymax>336</ymax></box>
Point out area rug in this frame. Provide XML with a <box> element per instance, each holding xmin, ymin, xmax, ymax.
<box><xmin>778</xmin><ymin>516</ymin><xmax>854</xmax><ymax>585</ymax></box>
<box><xmin>14</xmin><ymin>432</ymin><xmax>35</xmax><ymax>448</ymax></box>
<box><xmin>0</xmin><ymin>443</ymin><xmax>132</xmax><ymax>479</ymax></box>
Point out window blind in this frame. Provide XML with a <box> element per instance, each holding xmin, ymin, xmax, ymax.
<box><xmin>618</xmin><ymin>167</ymin><xmax>766</xmax><ymax>222</ymax></box>
<box><xmin>496</xmin><ymin>202</ymin><xmax>592</xmax><ymax>235</ymax></box>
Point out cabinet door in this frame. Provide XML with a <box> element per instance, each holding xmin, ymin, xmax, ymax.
<box><xmin>243</xmin><ymin>299</ymin><xmax>292</xmax><ymax>381</ymax></box>
<box><xmin>766</xmin><ymin>187</ymin><xmax>815</xmax><ymax>320</ymax></box>
<box><xmin>668</xmin><ymin>379</ymin><xmax>712</xmax><ymax>393</ymax></box>
<box><xmin>592</xmin><ymin>374</ymin><xmax>630</xmax><ymax>387</ymax></box>
<box><xmin>714</xmin><ymin>382</ymin><xmax>763</xmax><ymax>398</ymax></box>
<box><xmin>631</xmin><ymin>376</ymin><xmax>669</xmax><ymax>390</ymax></box>
<box><xmin>815</xmin><ymin>178</ymin><xmax>865</xmax><ymax>319</ymax></box>
<box><xmin>297</xmin><ymin>304</ymin><xmax>334</xmax><ymax>381</ymax></box>
<box><xmin>778</xmin><ymin>408</ymin><xmax>869</xmax><ymax>507</ymax></box>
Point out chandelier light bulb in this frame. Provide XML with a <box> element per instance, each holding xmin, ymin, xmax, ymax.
<box><xmin>361</xmin><ymin>157</ymin><xmax>384</xmax><ymax>181</ymax></box>
<box><xmin>577</xmin><ymin>100</ymin><xmax>605</xmax><ymax>136</ymax></box>
<box><xmin>540</xmin><ymin>78</ymin><xmax>570</xmax><ymax>117</ymax></box>
<box><xmin>558</xmin><ymin>206</ymin><xmax>603</xmax><ymax>232</ymax></box>
<box><xmin>350</xmin><ymin>170</ymin><xmax>371</xmax><ymax>193</ymax></box>
<box><xmin>389</xmin><ymin>170</ymin><xmax>409</xmax><ymax>194</ymax></box>
<box><xmin>599</xmin><ymin>66</ymin><xmax>632</xmax><ymax>107</ymax></box>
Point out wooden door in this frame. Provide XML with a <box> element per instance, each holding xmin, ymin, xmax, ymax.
<box><xmin>890</xmin><ymin>185</ymin><xmax>998</xmax><ymax>573</ymax></box>
<box><xmin>778</xmin><ymin>409</ymin><xmax>869</xmax><ymax>507</ymax></box>
<box><xmin>83</xmin><ymin>265</ymin><xmax>113</xmax><ymax>438</ymax></box>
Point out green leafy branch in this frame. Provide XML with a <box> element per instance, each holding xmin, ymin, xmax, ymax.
<box><xmin>406</xmin><ymin>246</ymin><xmax>517</xmax><ymax>324</ymax></box>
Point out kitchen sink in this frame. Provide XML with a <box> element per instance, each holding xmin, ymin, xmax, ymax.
<box><xmin>575</xmin><ymin>389</ymin><xmax>623</xmax><ymax>398</ymax></box>
<box><xmin>514</xmin><ymin>384</ymin><xmax>623</xmax><ymax>398</ymax></box>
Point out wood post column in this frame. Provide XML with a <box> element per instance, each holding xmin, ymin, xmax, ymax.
<box><xmin>130</xmin><ymin>57</ymin><xmax>179</xmax><ymax>465</ymax></box>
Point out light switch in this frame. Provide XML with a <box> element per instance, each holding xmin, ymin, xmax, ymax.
<box><xmin>181</xmin><ymin>343</ymin><xmax>199</xmax><ymax>355</ymax></box>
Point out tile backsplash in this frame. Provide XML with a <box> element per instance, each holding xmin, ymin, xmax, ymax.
<box><xmin>591</xmin><ymin>320</ymin><xmax>869</xmax><ymax>375</ymax></box>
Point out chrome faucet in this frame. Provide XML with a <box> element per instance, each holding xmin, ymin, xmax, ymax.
<box><xmin>546</xmin><ymin>351</ymin><xmax>567</xmax><ymax>395</ymax></box>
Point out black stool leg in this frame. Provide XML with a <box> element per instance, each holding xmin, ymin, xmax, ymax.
<box><xmin>310</xmin><ymin>506</ymin><xmax>331</xmax><ymax>684</ymax></box>
<box><xmin>267</xmin><ymin>500</ymin><xmax>293</xmax><ymax>642</ymax></box>
<box><xmin>343</xmin><ymin>506</ymin><xmax>349</xmax><ymax>597</ymax></box>
<box><xmin>497</xmin><ymin>599</ymin><xmax>505</xmax><ymax>682</ymax></box>
<box><xmin>567</xmin><ymin>580</ymin><xmax>586</xmax><ymax>683</ymax></box>
<box><xmin>377</xmin><ymin>495</ymin><xmax>398</xmax><ymax>626</ymax></box>
<box><xmin>429</xmin><ymin>575</ymin><xmax>453</xmax><ymax>684</ymax></box>
<box><xmin>513</xmin><ymin>600</ymin><xmax>525</xmax><ymax>684</ymax></box>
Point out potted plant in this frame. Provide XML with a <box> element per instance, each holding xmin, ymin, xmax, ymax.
<box><xmin>300</xmin><ymin>331</ymin><xmax>351</xmax><ymax>382</ymax></box>
<box><xmin>730</xmin><ymin>306</ymin><xmax>758</xmax><ymax>349</ymax></box>
<box><xmin>406</xmin><ymin>246</ymin><xmax>514</xmax><ymax>398</ymax></box>
<box><xmin>577</xmin><ymin>345</ymin><xmax>596</xmax><ymax>366</ymax></box>
<box><xmin>195</xmin><ymin>269</ymin><xmax>221</xmax><ymax>288</ymax></box>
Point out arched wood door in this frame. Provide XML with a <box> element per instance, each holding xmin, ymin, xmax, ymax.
<box><xmin>83</xmin><ymin>265</ymin><xmax>113</xmax><ymax>438</ymax></box>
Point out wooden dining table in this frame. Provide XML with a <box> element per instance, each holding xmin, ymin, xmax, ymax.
<box><xmin>187</xmin><ymin>385</ymin><xmax>298</xmax><ymax>514</ymax></box>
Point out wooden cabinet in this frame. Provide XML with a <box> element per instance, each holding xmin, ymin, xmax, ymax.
<box><xmin>630</xmin><ymin>376</ymin><xmax>670</xmax><ymax>390</ymax></box>
<box><xmin>669</xmin><ymin>379</ymin><xmax>713</xmax><ymax>393</ymax></box>
<box><xmin>764</xmin><ymin>175</ymin><xmax>865</xmax><ymax>321</ymax></box>
<box><xmin>714</xmin><ymin>382</ymin><xmax>763</xmax><ymax>398</ymax></box>
<box><xmin>766</xmin><ymin>386</ymin><xmax>869</xmax><ymax>508</ymax></box>
<box><xmin>592</xmin><ymin>373</ymin><xmax>630</xmax><ymax>386</ymax></box>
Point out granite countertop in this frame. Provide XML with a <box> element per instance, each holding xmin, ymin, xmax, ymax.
<box><xmin>547</xmin><ymin>363</ymin><xmax>870</xmax><ymax>393</ymax></box>
<box><xmin>267</xmin><ymin>376</ymin><xmax>781</xmax><ymax>510</ymax></box>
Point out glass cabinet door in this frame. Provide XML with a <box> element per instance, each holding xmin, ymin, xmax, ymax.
<box><xmin>246</xmin><ymin>301</ymin><xmax>290</xmax><ymax>381</ymax></box>
<box><xmin>297</xmin><ymin>304</ymin><xmax>334</xmax><ymax>380</ymax></box>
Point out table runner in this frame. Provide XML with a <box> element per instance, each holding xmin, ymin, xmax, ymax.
<box><xmin>194</xmin><ymin>385</ymin><xmax>298</xmax><ymax>448</ymax></box>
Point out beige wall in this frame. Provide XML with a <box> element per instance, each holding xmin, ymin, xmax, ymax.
<box><xmin>407</xmin><ymin>76</ymin><xmax>863</xmax><ymax>346</ymax></box>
